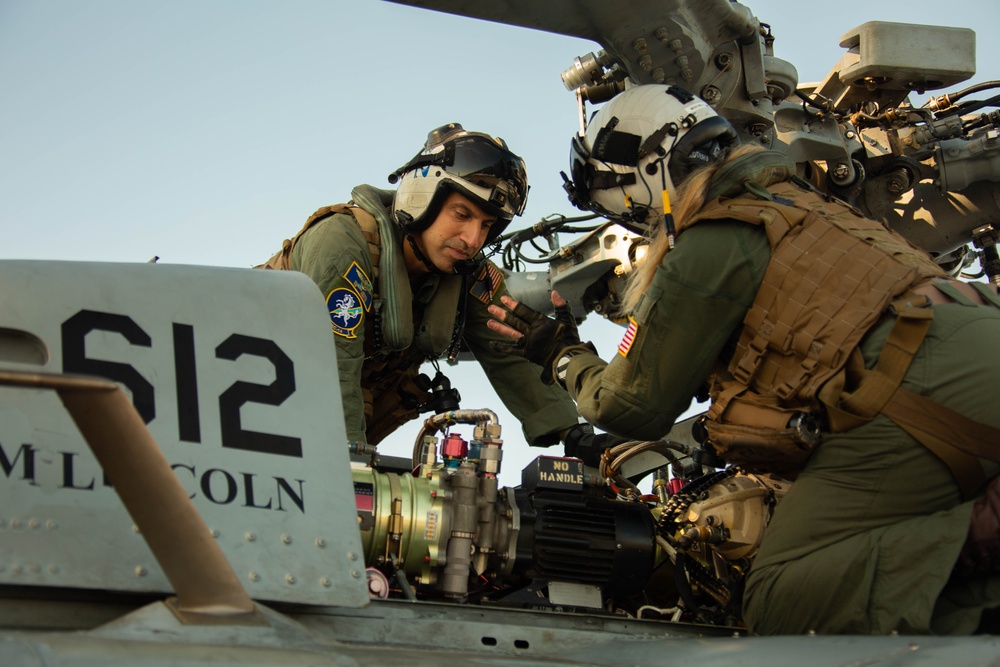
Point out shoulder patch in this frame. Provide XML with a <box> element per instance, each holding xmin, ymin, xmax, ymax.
<box><xmin>344</xmin><ymin>261</ymin><xmax>373</xmax><ymax>311</ymax></box>
<box><xmin>327</xmin><ymin>287</ymin><xmax>364</xmax><ymax>338</ymax></box>
<box><xmin>469</xmin><ymin>263</ymin><xmax>505</xmax><ymax>305</ymax></box>
<box><xmin>618</xmin><ymin>318</ymin><xmax>638</xmax><ymax>357</ymax></box>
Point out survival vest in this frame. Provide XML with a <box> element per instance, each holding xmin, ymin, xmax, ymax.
<box><xmin>256</xmin><ymin>205</ymin><xmax>439</xmax><ymax>445</ymax></box>
<box><xmin>256</xmin><ymin>204</ymin><xmax>381</xmax><ymax>275</ymax></box>
<box><xmin>686</xmin><ymin>178</ymin><xmax>1000</xmax><ymax>494</ymax></box>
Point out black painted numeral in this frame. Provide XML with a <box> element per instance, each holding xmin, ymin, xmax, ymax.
<box><xmin>172</xmin><ymin>323</ymin><xmax>201</xmax><ymax>443</ymax></box>
<box><xmin>60</xmin><ymin>309</ymin><xmax>302</xmax><ymax>454</ymax></box>
<box><xmin>215</xmin><ymin>334</ymin><xmax>302</xmax><ymax>458</ymax></box>
<box><xmin>61</xmin><ymin>310</ymin><xmax>155</xmax><ymax>423</ymax></box>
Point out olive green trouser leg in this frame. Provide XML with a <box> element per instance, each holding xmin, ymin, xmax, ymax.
<box><xmin>744</xmin><ymin>305</ymin><xmax>1000</xmax><ymax>635</ymax></box>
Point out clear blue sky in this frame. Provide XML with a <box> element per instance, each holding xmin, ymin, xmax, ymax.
<box><xmin>2</xmin><ymin>0</ymin><xmax>997</xmax><ymax>483</ymax></box>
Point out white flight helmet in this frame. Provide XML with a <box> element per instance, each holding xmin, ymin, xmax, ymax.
<box><xmin>564</xmin><ymin>85</ymin><xmax>739</xmax><ymax>225</ymax></box>
<box><xmin>390</xmin><ymin>123</ymin><xmax>529</xmax><ymax>245</ymax></box>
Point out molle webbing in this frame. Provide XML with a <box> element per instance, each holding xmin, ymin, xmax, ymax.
<box><xmin>689</xmin><ymin>179</ymin><xmax>1000</xmax><ymax>489</ymax></box>
<box><xmin>692</xmin><ymin>182</ymin><xmax>945</xmax><ymax>408</ymax></box>
<box><xmin>256</xmin><ymin>204</ymin><xmax>381</xmax><ymax>275</ymax></box>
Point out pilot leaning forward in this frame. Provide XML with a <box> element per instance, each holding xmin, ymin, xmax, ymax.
<box><xmin>258</xmin><ymin>124</ymin><xmax>597</xmax><ymax>455</ymax></box>
<box><xmin>488</xmin><ymin>85</ymin><xmax>1000</xmax><ymax>634</ymax></box>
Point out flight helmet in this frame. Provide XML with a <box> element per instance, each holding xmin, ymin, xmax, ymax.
<box><xmin>390</xmin><ymin>123</ymin><xmax>529</xmax><ymax>245</ymax></box>
<box><xmin>564</xmin><ymin>85</ymin><xmax>739</xmax><ymax>224</ymax></box>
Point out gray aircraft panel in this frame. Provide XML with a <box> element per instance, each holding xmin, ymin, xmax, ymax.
<box><xmin>4</xmin><ymin>596</ymin><xmax>1000</xmax><ymax>666</ymax></box>
<box><xmin>0</xmin><ymin>261</ymin><xmax>368</xmax><ymax>608</ymax></box>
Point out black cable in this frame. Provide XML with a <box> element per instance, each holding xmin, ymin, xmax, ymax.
<box><xmin>925</xmin><ymin>81</ymin><xmax>1000</xmax><ymax>109</ymax></box>
<box><xmin>951</xmin><ymin>80</ymin><xmax>1000</xmax><ymax>101</ymax></box>
<box><xmin>794</xmin><ymin>88</ymin><xmax>838</xmax><ymax>113</ymax></box>
<box><xmin>673</xmin><ymin>552</ymin><xmax>701</xmax><ymax>612</ymax></box>
<box><xmin>559</xmin><ymin>224</ymin><xmax>606</xmax><ymax>233</ymax></box>
<box><xmin>528</xmin><ymin>237</ymin><xmax>550</xmax><ymax>255</ymax></box>
<box><xmin>938</xmin><ymin>92</ymin><xmax>1000</xmax><ymax>118</ymax></box>
<box><xmin>512</xmin><ymin>246</ymin><xmax>559</xmax><ymax>265</ymax></box>
<box><xmin>492</xmin><ymin>213</ymin><xmax>599</xmax><ymax>245</ymax></box>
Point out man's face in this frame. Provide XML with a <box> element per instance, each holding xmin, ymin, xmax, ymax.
<box><xmin>414</xmin><ymin>191</ymin><xmax>496</xmax><ymax>272</ymax></box>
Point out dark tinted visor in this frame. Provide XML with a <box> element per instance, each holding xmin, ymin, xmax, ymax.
<box><xmin>569</xmin><ymin>134</ymin><xmax>592</xmax><ymax>199</ymax></box>
<box><xmin>445</xmin><ymin>136</ymin><xmax>528</xmax><ymax>216</ymax></box>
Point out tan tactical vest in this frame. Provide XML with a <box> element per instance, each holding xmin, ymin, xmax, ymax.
<box><xmin>684</xmin><ymin>179</ymin><xmax>1000</xmax><ymax>492</ymax></box>
<box><xmin>256</xmin><ymin>205</ymin><xmax>434</xmax><ymax>445</ymax></box>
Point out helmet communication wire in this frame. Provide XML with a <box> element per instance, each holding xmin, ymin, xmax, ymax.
<box><xmin>659</xmin><ymin>163</ymin><xmax>677</xmax><ymax>251</ymax></box>
<box><xmin>405</xmin><ymin>233</ymin><xmax>446</xmax><ymax>276</ymax></box>
<box><xmin>645</xmin><ymin>131</ymin><xmax>679</xmax><ymax>248</ymax></box>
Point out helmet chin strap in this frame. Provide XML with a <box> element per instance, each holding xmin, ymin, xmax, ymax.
<box><xmin>405</xmin><ymin>233</ymin><xmax>447</xmax><ymax>275</ymax></box>
<box><xmin>405</xmin><ymin>232</ymin><xmax>484</xmax><ymax>276</ymax></box>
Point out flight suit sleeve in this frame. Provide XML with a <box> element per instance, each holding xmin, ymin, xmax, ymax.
<box><xmin>563</xmin><ymin>221</ymin><xmax>770</xmax><ymax>440</ymax></box>
<box><xmin>463</xmin><ymin>261</ymin><xmax>581</xmax><ymax>447</ymax></box>
<box><xmin>289</xmin><ymin>214</ymin><xmax>375</xmax><ymax>444</ymax></box>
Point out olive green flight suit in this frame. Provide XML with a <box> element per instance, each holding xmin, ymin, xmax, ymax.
<box><xmin>286</xmin><ymin>186</ymin><xmax>579</xmax><ymax>447</ymax></box>
<box><xmin>560</xmin><ymin>212</ymin><xmax>1000</xmax><ymax>634</ymax></box>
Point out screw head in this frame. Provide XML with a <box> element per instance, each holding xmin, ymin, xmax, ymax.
<box><xmin>701</xmin><ymin>85</ymin><xmax>722</xmax><ymax>104</ymax></box>
<box><xmin>715</xmin><ymin>52</ymin><xmax>733</xmax><ymax>69</ymax></box>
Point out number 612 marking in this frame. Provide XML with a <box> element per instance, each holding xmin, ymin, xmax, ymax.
<box><xmin>61</xmin><ymin>310</ymin><xmax>302</xmax><ymax>458</ymax></box>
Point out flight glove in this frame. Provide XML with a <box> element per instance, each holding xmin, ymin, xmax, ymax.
<box><xmin>489</xmin><ymin>297</ymin><xmax>592</xmax><ymax>384</ymax></box>
<box><xmin>563</xmin><ymin>423</ymin><xmax>627</xmax><ymax>468</ymax></box>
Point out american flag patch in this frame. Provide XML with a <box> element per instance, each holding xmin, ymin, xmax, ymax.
<box><xmin>618</xmin><ymin>318</ymin><xmax>638</xmax><ymax>357</ymax></box>
<box><xmin>470</xmin><ymin>263</ymin><xmax>506</xmax><ymax>304</ymax></box>
<box><xmin>486</xmin><ymin>263</ymin><xmax>503</xmax><ymax>291</ymax></box>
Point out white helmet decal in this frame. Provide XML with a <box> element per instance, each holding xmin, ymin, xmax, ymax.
<box><xmin>564</xmin><ymin>85</ymin><xmax>739</xmax><ymax>225</ymax></box>
<box><xmin>390</xmin><ymin>123</ymin><xmax>529</xmax><ymax>245</ymax></box>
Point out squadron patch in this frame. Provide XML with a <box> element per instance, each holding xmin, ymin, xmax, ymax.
<box><xmin>328</xmin><ymin>287</ymin><xmax>364</xmax><ymax>338</ymax></box>
<box><xmin>470</xmin><ymin>263</ymin><xmax>505</xmax><ymax>305</ymax></box>
<box><xmin>344</xmin><ymin>261</ymin><xmax>373</xmax><ymax>311</ymax></box>
<box><xmin>618</xmin><ymin>318</ymin><xmax>638</xmax><ymax>357</ymax></box>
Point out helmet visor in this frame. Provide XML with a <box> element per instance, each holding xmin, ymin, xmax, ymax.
<box><xmin>568</xmin><ymin>134</ymin><xmax>592</xmax><ymax>201</ymax></box>
<box><xmin>446</xmin><ymin>136</ymin><xmax>528</xmax><ymax>218</ymax></box>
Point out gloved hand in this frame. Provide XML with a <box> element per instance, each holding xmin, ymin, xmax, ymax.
<box><xmin>562</xmin><ymin>423</ymin><xmax>627</xmax><ymax>468</ymax></box>
<box><xmin>487</xmin><ymin>291</ymin><xmax>584</xmax><ymax>383</ymax></box>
